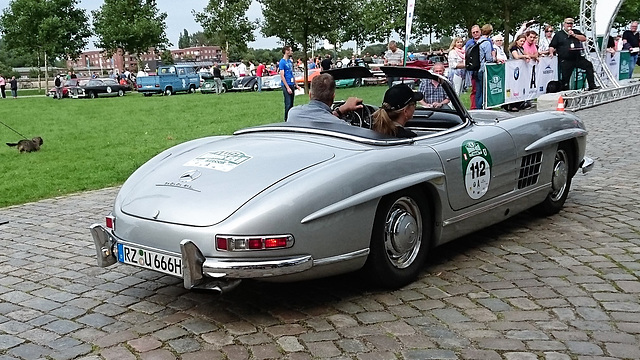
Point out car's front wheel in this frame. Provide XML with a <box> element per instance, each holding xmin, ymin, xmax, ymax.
<box><xmin>164</xmin><ymin>88</ymin><xmax>172</xmax><ymax>96</ymax></box>
<box><xmin>363</xmin><ymin>188</ymin><xmax>431</xmax><ymax>288</ymax></box>
<box><xmin>118</xmin><ymin>89</ymin><xmax>124</xmax><ymax>97</ymax></box>
<box><xmin>88</xmin><ymin>91</ymin><xmax>96</xmax><ymax>99</ymax></box>
<box><xmin>188</xmin><ymin>85</ymin><xmax>196</xmax><ymax>94</ymax></box>
<box><xmin>532</xmin><ymin>143</ymin><xmax>573</xmax><ymax>216</ymax></box>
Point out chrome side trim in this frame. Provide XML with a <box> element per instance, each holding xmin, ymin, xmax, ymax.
<box><xmin>313</xmin><ymin>248</ymin><xmax>370</xmax><ymax>266</ymax></box>
<box><xmin>235</xmin><ymin>126</ymin><xmax>414</xmax><ymax>146</ymax></box>
<box><xmin>442</xmin><ymin>184</ymin><xmax>549</xmax><ymax>227</ymax></box>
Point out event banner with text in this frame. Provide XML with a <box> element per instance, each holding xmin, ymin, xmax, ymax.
<box><xmin>485</xmin><ymin>57</ymin><xmax>558</xmax><ymax>108</ymax></box>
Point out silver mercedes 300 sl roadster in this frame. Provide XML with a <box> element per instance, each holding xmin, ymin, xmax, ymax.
<box><xmin>91</xmin><ymin>67</ymin><xmax>594</xmax><ymax>293</ymax></box>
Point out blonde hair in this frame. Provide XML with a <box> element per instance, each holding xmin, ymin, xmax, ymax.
<box><xmin>481</xmin><ymin>24</ymin><xmax>493</xmax><ymax>36</ymax></box>
<box><xmin>372</xmin><ymin>104</ymin><xmax>404</xmax><ymax>136</ymax></box>
<box><xmin>449</xmin><ymin>37</ymin><xmax>463</xmax><ymax>50</ymax></box>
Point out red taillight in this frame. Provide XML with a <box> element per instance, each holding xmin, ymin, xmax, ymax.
<box><xmin>216</xmin><ymin>237</ymin><xmax>228</xmax><ymax>250</ymax></box>
<box><xmin>248</xmin><ymin>239</ymin><xmax>262</xmax><ymax>249</ymax></box>
<box><xmin>105</xmin><ymin>215</ymin><xmax>114</xmax><ymax>229</ymax></box>
<box><xmin>216</xmin><ymin>235</ymin><xmax>293</xmax><ymax>251</ymax></box>
<box><xmin>265</xmin><ymin>237</ymin><xmax>288</xmax><ymax>248</ymax></box>
<box><xmin>137</xmin><ymin>84</ymin><xmax>141</xmax><ymax>88</ymax></box>
<box><xmin>155</xmin><ymin>84</ymin><xmax>160</xmax><ymax>87</ymax></box>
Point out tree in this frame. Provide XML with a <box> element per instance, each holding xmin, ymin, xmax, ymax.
<box><xmin>93</xmin><ymin>0</ymin><xmax>170</xmax><ymax>67</ymax></box>
<box><xmin>178</xmin><ymin>29</ymin><xmax>191</xmax><ymax>49</ymax></box>
<box><xmin>0</xmin><ymin>0</ymin><xmax>90</xmax><ymax>88</ymax></box>
<box><xmin>194</xmin><ymin>0</ymin><xmax>256</xmax><ymax>62</ymax></box>
<box><xmin>260</xmin><ymin>0</ymin><xmax>349</xmax><ymax>92</ymax></box>
<box><xmin>614</xmin><ymin>0</ymin><xmax>640</xmax><ymax>28</ymax></box>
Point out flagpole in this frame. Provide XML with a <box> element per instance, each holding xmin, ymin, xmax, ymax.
<box><xmin>404</xmin><ymin>0</ymin><xmax>415</xmax><ymax>67</ymax></box>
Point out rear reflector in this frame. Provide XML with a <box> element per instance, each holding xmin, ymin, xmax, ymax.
<box><xmin>216</xmin><ymin>235</ymin><xmax>294</xmax><ymax>251</ymax></box>
<box><xmin>105</xmin><ymin>215</ymin><xmax>115</xmax><ymax>230</ymax></box>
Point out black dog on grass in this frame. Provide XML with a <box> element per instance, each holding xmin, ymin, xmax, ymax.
<box><xmin>6</xmin><ymin>137</ymin><xmax>43</xmax><ymax>152</ymax></box>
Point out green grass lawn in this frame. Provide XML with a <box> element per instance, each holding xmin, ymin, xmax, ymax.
<box><xmin>0</xmin><ymin>86</ymin><xmax>394</xmax><ymax>208</ymax></box>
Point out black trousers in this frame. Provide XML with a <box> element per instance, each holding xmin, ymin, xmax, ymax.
<box><xmin>559</xmin><ymin>57</ymin><xmax>596</xmax><ymax>90</ymax></box>
<box><xmin>0</xmin><ymin>85</ymin><xmax>5</xmax><ymax>98</ymax></box>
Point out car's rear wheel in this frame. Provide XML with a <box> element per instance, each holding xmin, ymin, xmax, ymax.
<box><xmin>164</xmin><ymin>88</ymin><xmax>172</xmax><ymax>96</ymax></box>
<box><xmin>354</xmin><ymin>78</ymin><xmax>362</xmax><ymax>87</ymax></box>
<box><xmin>143</xmin><ymin>93</ymin><xmax>152</xmax><ymax>97</ymax></box>
<box><xmin>532</xmin><ymin>143</ymin><xmax>573</xmax><ymax>216</ymax></box>
<box><xmin>118</xmin><ymin>89</ymin><xmax>124</xmax><ymax>97</ymax></box>
<box><xmin>363</xmin><ymin>188</ymin><xmax>431</xmax><ymax>288</ymax></box>
<box><xmin>252</xmin><ymin>82</ymin><xmax>258</xmax><ymax>91</ymax></box>
<box><xmin>188</xmin><ymin>85</ymin><xmax>196</xmax><ymax>94</ymax></box>
<box><xmin>221</xmin><ymin>84</ymin><xmax>228</xmax><ymax>93</ymax></box>
<box><xmin>88</xmin><ymin>91</ymin><xmax>96</xmax><ymax>99</ymax></box>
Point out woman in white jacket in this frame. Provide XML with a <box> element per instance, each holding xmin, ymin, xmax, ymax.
<box><xmin>447</xmin><ymin>37</ymin><xmax>466</xmax><ymax>95</ymax></box>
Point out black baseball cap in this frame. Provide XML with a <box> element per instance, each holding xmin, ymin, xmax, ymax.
<box><xmin>383</xmin><ymin>84</ymin><xmax>424</xmax><ymax>110</ymax></box>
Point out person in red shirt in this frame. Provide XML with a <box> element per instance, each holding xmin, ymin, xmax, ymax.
<box><xmin>256</xmin><ymin>62</ymin><xmax>266</xmax><ymax>92</ymax></box>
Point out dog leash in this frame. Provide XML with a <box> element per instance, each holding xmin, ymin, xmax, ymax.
<box><xmin>0</xmin><ymin>120</ymin><xmax>29</xmax><ymax>139</ymax></box>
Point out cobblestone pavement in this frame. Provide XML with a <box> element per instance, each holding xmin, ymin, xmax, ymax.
<box><xmin>1</xmin><ymin>99</ymin><xmax>639</xmax><ymax>360</ymax></box>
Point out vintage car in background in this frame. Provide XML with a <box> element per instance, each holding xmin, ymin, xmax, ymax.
<box><xmin>231</xmin><ymin>75</ymin><xmax>259</xmax><ymax>91</ymax></box>
<box><xmin>76</xmin><ymin>78</ymin><xmax>128</xmax><ymax>98</ymax></box>
<box><xmin>259</xmin><ymin>74</ymin><xmax>282</xmax><ymax>90</ymax></box>
<box><xmin>137</xmin><ymin>65</ymin><xmax>200</xmax><ymax>96</ymax></box>
<box><xmin>200</xmin><ymin>72</ymin><xmax>235</xmax><ymax>94</ymax></box>
<box><xmin>91</xmin><ymin>66</ymin><xmax>593</xmax><ymax>294</ymax></box>
<box><xmin>294</xmin><ymin>68</ymin><xmax>321</xmax><ymax>86</ymax></box>
<box><xmin>47</xmin><ymin>78</ymin><xmax>88</xmax><ymax>98</ymax></box>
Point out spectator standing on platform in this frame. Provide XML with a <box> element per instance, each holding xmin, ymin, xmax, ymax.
<box><xmin>538</xmin><ymin>25</ymin><xmax>555</xmax><ymax>56</ymax></box>
<box><xmin>256</xmin><ymin>62</ymin><xmax>266</xmax><ymax>92</ymax></box>
<box><xmin>493</xmin><ymin>35</ymin><xmax>507</xmax><ymax>63</ymax></box>
<box><xmin>465</xmin><ymin>25</ymin><xmax>482</xmax><ymax>109</ymax></box>
<box><xmin>384</xmin><ymin>40</ymin><xmax>404</xmax><ymax>88</ymax></box>
<box><xmin>474</xmin><ymin>24</ymin><xmax>495</xmax><ymax>109</ymax></box>
<box><xmin>279</xmin><ymin>45</ymin><xmax>299</xmax><ymax>121</ymax></box>
<box><xmin>523</xmin><ymin>30</ymin><xmax>539</xmax><ymax>61</ymax></box>
<box><xmin>447</xmin><ymin>37</ymin><xmax>467</xmax><ymax>95</ymax></box>
<box><xmin>622</xmin><ymin>21</ymin><xmax>639</xmax><ymax>78</ymax></box>
<box><xmin>9</xmin><ymin>76</ymin><xmax>17</xmax><ymax>98</ymax></box>
<box><xmin>548</xmin><ymin>17</ymin><xmax>599</xmax><ymax>91</ymax></box>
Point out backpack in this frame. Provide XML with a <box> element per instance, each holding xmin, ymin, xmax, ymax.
<box><xmin>54</xmin><ymin>77</ymin><xmax>61</xmax><ymax>87</ymax></box>
<box><xmin>465</xmin><ymin>39</ymin><xmax>487</xmax><ymax>72</ymax></box>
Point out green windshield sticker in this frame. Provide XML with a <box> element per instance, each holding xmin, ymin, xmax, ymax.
<box><xmin>461</xmin><ymin>140</ymin><xmax>493</xmax><ymax>200</ymax></box>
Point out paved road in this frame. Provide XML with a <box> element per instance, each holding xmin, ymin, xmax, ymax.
<box><xmin>0</xmin><ymin>99</ymin><xmax>639</xmax><ymax>360</ymax></box>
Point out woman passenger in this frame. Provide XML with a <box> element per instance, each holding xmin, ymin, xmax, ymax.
<box><xmin>372</xmin><ymin>84</ymin><xmax>424</xmax><ymax>138</ymax></box>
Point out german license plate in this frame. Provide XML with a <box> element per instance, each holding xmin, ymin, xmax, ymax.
<box><xmin>117</xmin><ymin>243</ymin><xmax>182</xmax><ymax>277</ymax></box>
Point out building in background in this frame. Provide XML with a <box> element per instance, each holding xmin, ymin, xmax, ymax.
<box><xmin>66</xmin><ymin>46</ymin><xmax>226</xmax><ymax>75</ymax></box>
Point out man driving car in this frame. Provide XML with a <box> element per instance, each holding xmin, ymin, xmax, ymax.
<box><xmin>287</xmin><ymin>74</ymin><xmax>363</xmax><ymax>124</ymax></box>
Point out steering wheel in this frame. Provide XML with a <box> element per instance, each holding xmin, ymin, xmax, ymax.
<box><xmin>332</xmin><ymin>101</ymin><xmax>373</xmax><ymax>128</ymax></box>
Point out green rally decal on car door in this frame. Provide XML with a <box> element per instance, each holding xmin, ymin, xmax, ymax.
<box><xmin>461</xmin><ymin>140</ymin><xmax>492</xmax><ymax>200</ymax></box>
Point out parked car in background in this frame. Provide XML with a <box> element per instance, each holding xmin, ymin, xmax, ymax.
<box><xmin>90</xmin><ymin>66</ymin><xmax>594</xmax><ymax>294</ymax></box>
<box><xmin>76</xmin><ymin>78</ymin><xmax>128</xmax><ymax>99</ymax></box>
<box><xmin>231</xmin><ymin>76</ymin><xmax>259</xmax><ymax>91</ymax></box>
<box><xmin>259</xmin><ymin>74</ymin><xmax>282</xmax><ymax>90</ymax></box>
<box><xmin>47</xmin><ymin>78</ymin><xmax>88</xmax><ymax>98</ymax></box>
<box><xmin>200</xmin><ymin>73</ymin><xmax>236</xmax><ymax>94</ymax></box>
<box><xmin>137</xmin><ymin>65</ymin><xmax>200</xmax><ymax>96</ymax></box>
<box><xmin>295</xmin><ymin>68</ymin><xmax>321</xmax><ymax>86</ymax></box>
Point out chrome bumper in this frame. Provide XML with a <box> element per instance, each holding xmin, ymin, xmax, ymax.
<box><xmin>89</xmin><ymin>224</ymin><xmax>313</xmax><ymax>292</ymax></box>
<box><xmin>580</xmin><ymin>156</ymin><xmax>595</xmax><ymax>174</ymax></box>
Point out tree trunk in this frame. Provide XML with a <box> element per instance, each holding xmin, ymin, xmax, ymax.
<box><xmin>303</xmin><ymin>27</ymin><xmax>309</xmax><ymax>94</ymax></box>
<box><xmin>44</xmin><ymin>51</ymin><xmax>49</xmax><ymax>91</ymax></box>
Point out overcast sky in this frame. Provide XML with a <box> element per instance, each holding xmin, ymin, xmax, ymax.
<box><xmin>0</xmin><ymin>0</ymin><xmax>283</xmax><ymax>50</ymax></box>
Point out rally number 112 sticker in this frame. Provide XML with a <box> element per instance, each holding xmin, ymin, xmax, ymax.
<box><xmin>461</xmin><ymin>140</ymin><xmax>492</xmax><ymax>199</ymax></box>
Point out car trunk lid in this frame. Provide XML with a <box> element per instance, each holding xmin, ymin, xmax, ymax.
<box><xmin>120</xmin><ymin>136</ymin><xmax>334</xmax><ymax>226</ymax></box>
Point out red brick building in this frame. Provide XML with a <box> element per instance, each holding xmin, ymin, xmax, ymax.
<box><xmin>66</xmin><ymin>46</ymin><xmax>226</xmax><ymax>75</ymax></box>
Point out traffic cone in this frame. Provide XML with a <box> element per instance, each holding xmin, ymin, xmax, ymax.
<box><xmin>556</xmin><ymin>95</ymin><xmax>565</xmax><ymax>112</ymax></box>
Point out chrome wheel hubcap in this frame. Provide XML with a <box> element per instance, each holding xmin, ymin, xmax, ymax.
<box><xmin>384</xmin><ymin>197</ymin><xmax>422</xmax><ymax>269</ymax></box>
<box><xmin>551</xmin><ymin>149</ymin><xmax>569</xmax><ymax>202</ymax></box>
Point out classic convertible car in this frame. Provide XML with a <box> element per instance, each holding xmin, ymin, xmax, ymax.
<box><xmin>91</xmin><ymin>66</ymin><xmax>593</xmax><ymax>293</ymax></box>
